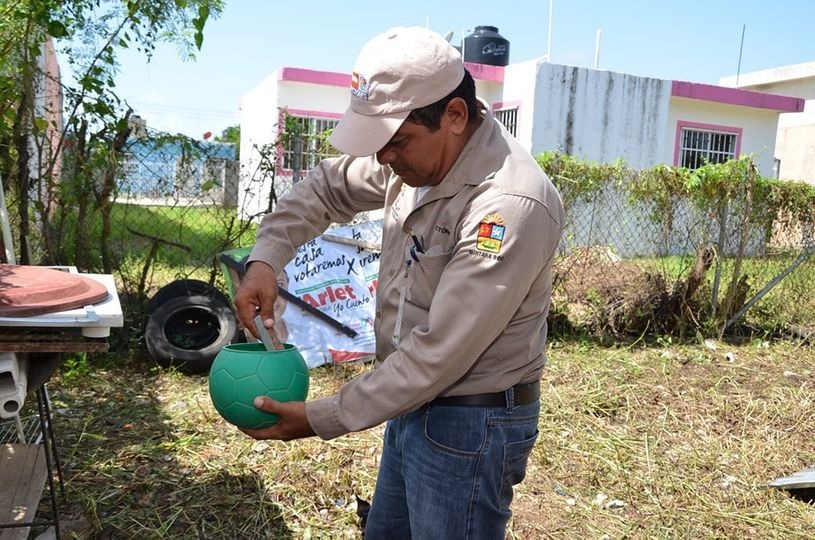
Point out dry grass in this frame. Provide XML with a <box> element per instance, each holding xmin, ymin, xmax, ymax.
<box><xmin>510</xmin><ymin>339</ymin><xmax>815</xmax><ymax>539</ymax></box>
<box><xmin>38</xmin><ymin>338</ymin><xmax>815</xmax><ymax>538</ymax></box>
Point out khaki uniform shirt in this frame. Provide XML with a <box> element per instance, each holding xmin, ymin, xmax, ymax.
<box><xmin>249</xmin><ymin>110</ymin><xmax>564</xmax><ymax>440</ymax></box>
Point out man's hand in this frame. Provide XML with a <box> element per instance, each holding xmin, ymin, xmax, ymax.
<box><xmin>234</xmin><ymin>261</ymin><xmax>279</xmax><ymax>339</ymax></box>
<box><xmin>240</xmin><ymin>398</ymin><xmax>316</xmax><ymax>441</ymax></box>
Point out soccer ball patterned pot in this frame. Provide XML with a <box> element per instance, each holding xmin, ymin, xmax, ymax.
<box><xmin>208</xmin><ymin>342</ymin><xmax>309</xmax><ymax>429</ymax></box>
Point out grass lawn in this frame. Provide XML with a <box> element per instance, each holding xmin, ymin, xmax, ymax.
<box><xmin>38</xmin><ymin>338</ymin><xmax>815</xmax><ymax>538</ymax></box>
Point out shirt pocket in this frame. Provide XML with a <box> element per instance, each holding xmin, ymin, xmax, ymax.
<box><xmin>406</xmin><ymin>246</ymin><xmax>451</xmax><ymax>309</ymax></box>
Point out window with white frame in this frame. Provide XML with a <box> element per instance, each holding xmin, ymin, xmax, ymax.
<box><xmin>282</xmin><ymin>116</ymin><xmax>339</xmax><ymax>174</ymax></box>
<box><xmin>679</xmin><ymin>127</ymin><xmax>738</xmax><ymax>170</ymax></box>
<box><xmin>494</xmin><ymin>107</ymin><xmax>518</xmax><ymax>137</ymax></box>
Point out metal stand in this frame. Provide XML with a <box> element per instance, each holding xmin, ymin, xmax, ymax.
<box><xmin>0</xmin><ymin>384</ymin><xmax>64</xmax><ymax>539</ymax></box>
<box><xmin>36</xmin><ymin>384</ymin><xmax>65</xmax><ymax>536</ymax></box>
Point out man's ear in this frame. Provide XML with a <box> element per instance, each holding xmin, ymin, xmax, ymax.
<box><xmin>445</xmin><ymin>97</ymin><xmax>469</xmax><ymax>135</ymax></box>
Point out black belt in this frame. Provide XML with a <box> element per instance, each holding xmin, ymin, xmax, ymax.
<box><xmin>429</xmin><ymin>381</ymin><xmax>540</xmax><ymax>407</ymax></box>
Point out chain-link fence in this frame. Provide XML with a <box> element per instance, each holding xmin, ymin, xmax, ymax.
<box><xmin>106</xmin><ymin>133</ymin><xmax>258</xmax><ymax>299</ymax></box>
<box><xmin>4</xmin><ymin>133</ymin><xmax>813</xmax><ymax>342</ymax></box>
<box><xmin>1</xmin><ymin>129</ymin><xmax>260</xmax><ymax>310</ymax></box>
<box><xmin>548</xmin><ymin>156</ymin><xmax>815</xmax><ymax>338</ymax></box>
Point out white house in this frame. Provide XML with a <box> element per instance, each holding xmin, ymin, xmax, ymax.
<box><xmin>239</xmin><ymin>48</ymin><xmax>804</xmax><ymax>220</ymax></box>
<box><xmin>720</xmin><ymin>61</ymin><xmax>815</xmax><ymax>184</ymax></box>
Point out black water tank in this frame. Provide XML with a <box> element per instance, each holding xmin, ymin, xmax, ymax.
<box><xmin>463</xmin><ymin>26</ymin><xmax>509</xmax><ymax>66</ymax></box>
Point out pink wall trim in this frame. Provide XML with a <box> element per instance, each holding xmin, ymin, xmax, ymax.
<box><xmin>279</xmin><ymin>63</ymin><xmax>504</xmax><ymax>89</ymax></box>
<box><xmin>464</xmin><ymin>62</ymin><xmax>504</xmax><ymax>82</ymax></box>
<box><xmin>671</xmin><ymin>80</ymin><xmax>804</xmax><ymax>113</ymax></box>
<box><xmin>284</xmin><ymin>108</ymin><xmax>344</xmax><ymax>120</ymax></box>
<box><xmin>493</xmin><ymin>100</ymin><xmax>521</xmax><ymax>111</ymax></box>
<box><xmin>279</xmin><ymin>67</ymin><xmax>349</xmax><ymax>87</ymax></box>
<box><xmin>673</xmin><ymin>120</ymin><xmax>743</xmax><ymax>166</ymax></box>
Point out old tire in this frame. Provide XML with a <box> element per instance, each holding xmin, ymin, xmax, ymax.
<box><xmin>145</xmin><ymin>294</ymin><xmax>239</xmax><ymax>373</ymax></box>
<box><xmin>147</xmin><ymin>279</ymin><xmax>232</xmax><ymax>315</ymax></box>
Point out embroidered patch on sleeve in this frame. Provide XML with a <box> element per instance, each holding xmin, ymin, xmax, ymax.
<box><xmin>476</xmin><ymin>213</ymin><xmax>505</xmax><ymax>254</ymax></box>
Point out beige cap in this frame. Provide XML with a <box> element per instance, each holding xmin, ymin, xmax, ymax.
<box><xmin>328</xmin><ymin>26</ymin><xmax>465</xmax><ymax>157</ymax></box>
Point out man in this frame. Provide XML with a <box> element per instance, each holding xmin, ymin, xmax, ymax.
<box><xmin>234</xmin><ymin>26</ymin><xmax>564</xmax><ymax>538</ymax></box>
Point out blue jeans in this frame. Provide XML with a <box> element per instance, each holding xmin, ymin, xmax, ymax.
<box><xmin>364</xmin><ymin>396</ymin><xmax>540</xmax><ymax>539</ymax></box>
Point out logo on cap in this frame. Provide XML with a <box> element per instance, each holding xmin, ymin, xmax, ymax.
<box><xmin>351</xmin><ymin>72</ymin><xmax>369</xmax><ymax>101</ymax></box>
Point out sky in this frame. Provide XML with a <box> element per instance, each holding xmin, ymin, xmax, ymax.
<box><xmin>82</xmin><ymin>0</ymin><xmax>815</xmax><ymax>139</ymax></box>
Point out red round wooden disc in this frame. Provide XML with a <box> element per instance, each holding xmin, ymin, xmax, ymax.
<box><xmin>0</xmin><ymin>264</ymin><xmax>109</xmax><ymax>317</ymax></box>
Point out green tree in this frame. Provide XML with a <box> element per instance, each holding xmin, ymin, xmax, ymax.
<box><xmin>0</xmin><ymin>0</ymin><xmax>224</xmax><ymax>267</ymax></box>
<box><xmin>215</xmin><ymin>124</ymin><xmax>240</xmax><ymax>158</ymax></box>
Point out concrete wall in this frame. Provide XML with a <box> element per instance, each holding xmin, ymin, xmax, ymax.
<box><xmin>740</xmin><ymin>78</ymin><xmax>815</xmax><ymax>99</ymax></box>
<box><xmin>527</xmin><ymin>63</ymin><xmax>672</xmax><ymax>170</ymax></box>
<box><xmin>720</xmin><ymin>62</ymin><xmax>815</xmax><ymax>99</ymax></box>
<box><xmin>239</xmin><ymin>73</ymin><xmax>281</xmax><ymax>220</ymax></box>
<box><xmin>777</xmin><ymin>102</ymin><xmax>815</xmax><ymax>184</ymax></box>
<box><xmin>501</xmin><ymin>58</ymin><xmax>540</xmax><ymax>150</ymax></box>
<box><xmin>277</xmin><ymin>82</ymin><xmax>348</xmax><ymax>112</ymax></box>
<box><xmin>776</xmin><ymin>90</ymin><xmax>815</xmax><ymax>184</ymax></box>
<box><xmin>474</xmin><ymin>79</ymin><xmax>504</xmax><ymax>109</ymax></box>
<box><xmin>720</xmin><ymin>62</ymin><xmax>815</xmax><ymax>184</ymax></box>
<box><xmin>776</xmin><ymin>120</ymin><xmax>815</xmax><ymax>183</ymax></box>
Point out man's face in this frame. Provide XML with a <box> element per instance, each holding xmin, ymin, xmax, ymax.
<box><xmin>375</xmin><ymin>117</ymin><xmax>451</xmax><ymax>187</ymax></box>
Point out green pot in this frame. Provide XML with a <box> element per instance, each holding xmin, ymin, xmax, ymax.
<box><xmin>208</xmin><ymin>342</ymin><xmax>309</xmax><ymax>429</ymax></box>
